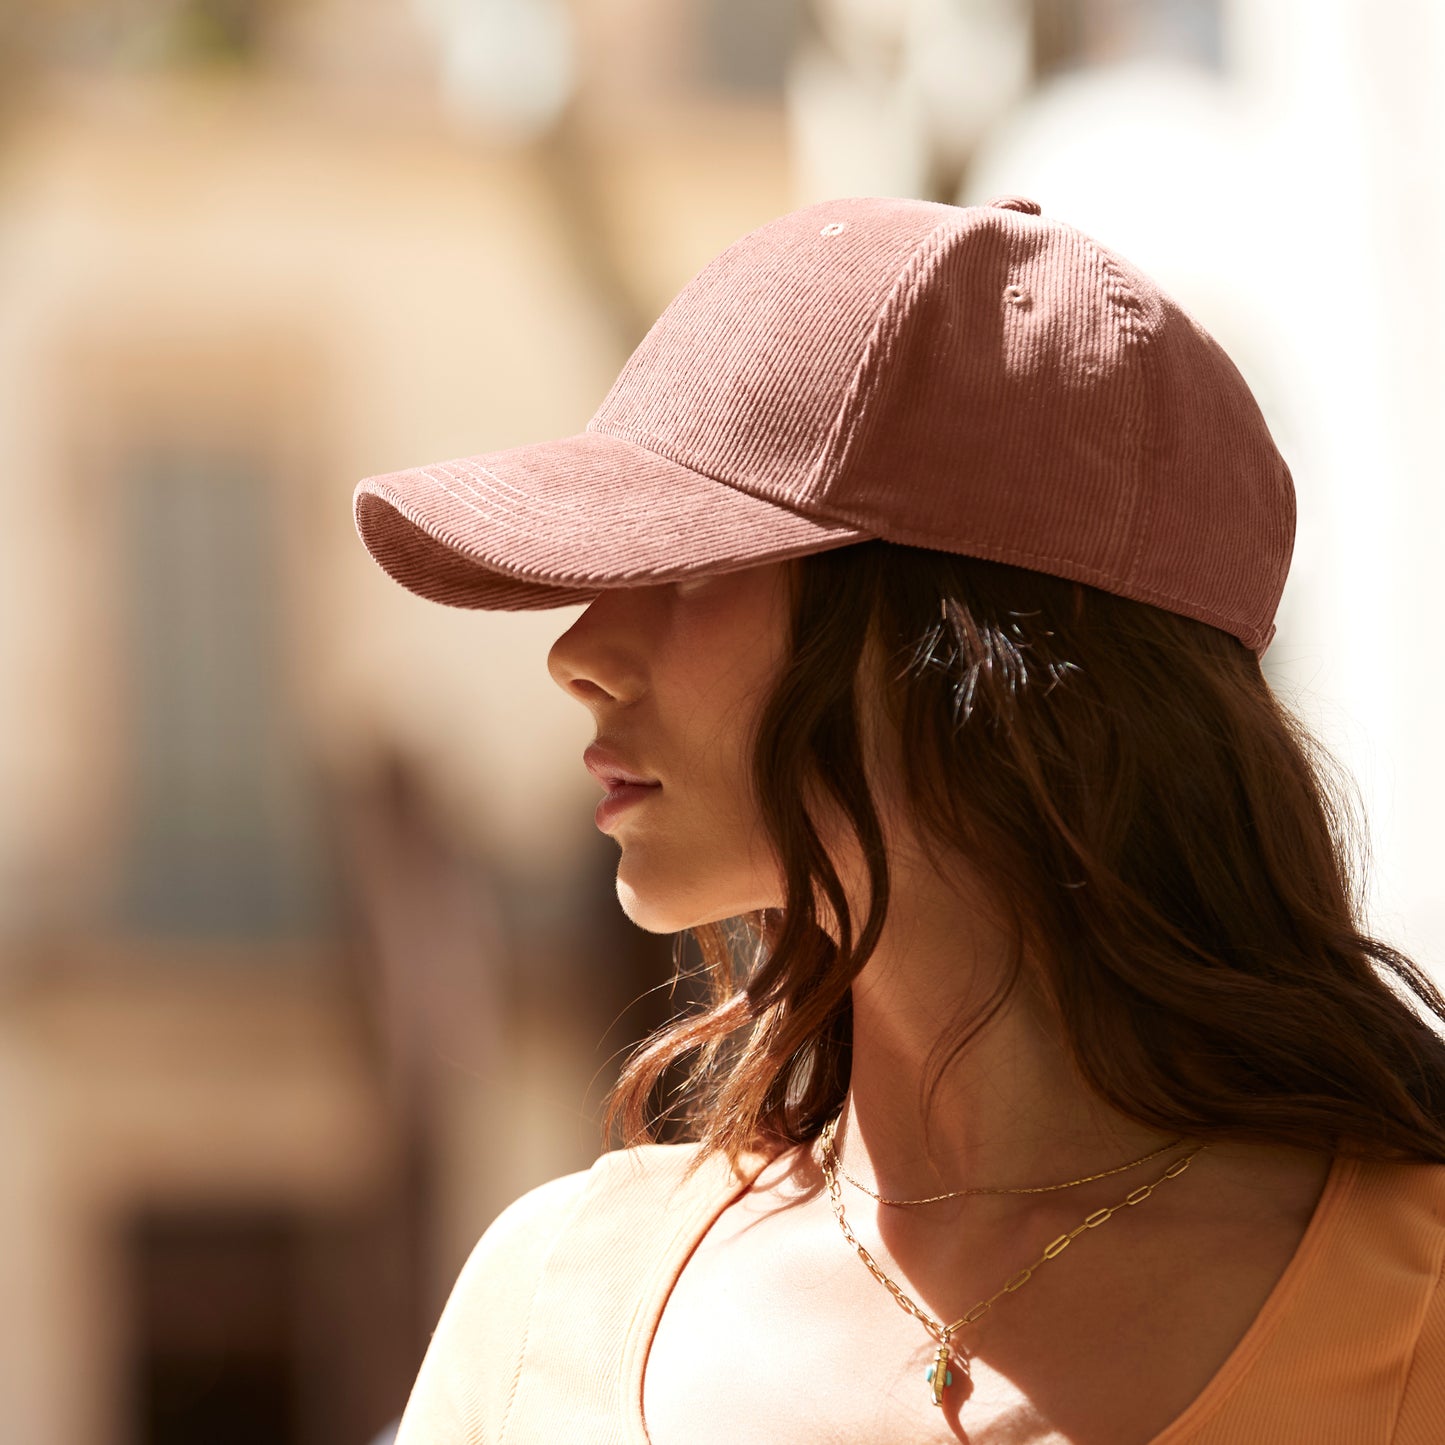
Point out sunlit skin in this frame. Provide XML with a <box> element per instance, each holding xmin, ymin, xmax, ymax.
<box><xmin>547</xmin><ymin>557</ymin><xmax>1335</xmax><ymax>1441</ymax></box>
<box><xmin>547</xmin><ymin>562</ymin><xmax>793</xmax><ymax>932</ymax></box>
<box><xmin>547</xmin><ymin>556</ymin><xmax>1192</xmax><ymax>1192</ymax></box>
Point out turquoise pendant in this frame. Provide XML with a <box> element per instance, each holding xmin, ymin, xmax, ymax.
<box><xmin>926</xmin><ymin>1345</ymin><xmax>954</xmax><ymax>1406</ymax></box>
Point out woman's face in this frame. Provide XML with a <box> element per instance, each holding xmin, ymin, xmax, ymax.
<box><xmin>547</xmin><ymin>560</ymin><xmax>795</xmax><ymax>932</ymax></box>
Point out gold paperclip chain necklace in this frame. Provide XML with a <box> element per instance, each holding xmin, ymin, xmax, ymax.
<box><xmin>817</xmin><ymin>1113</ymin><xmax>1208</xmax><ymax>1409</ymax></box>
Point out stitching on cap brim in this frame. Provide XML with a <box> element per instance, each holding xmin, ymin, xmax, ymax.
<box><xmin>350</xmin><ymin>428</ymin><xmax>871</xmax><ymax>611</ymax></box>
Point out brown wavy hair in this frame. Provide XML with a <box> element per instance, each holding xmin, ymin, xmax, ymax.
<box><xmin>602</xmin><ymin>540</ymin><xmax>1445</xmax><ymax>1173</ymax></box>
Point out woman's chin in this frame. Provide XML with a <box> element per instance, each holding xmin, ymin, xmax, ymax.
<box><xmin>613</xmin><ymin>872</ymin><xmax>762</xmax><ymax>936</ymax></box>
<box><xmin>613</xmin><ymin>877</ymin><xmax>682</xmax><ymax>934</ymax></box>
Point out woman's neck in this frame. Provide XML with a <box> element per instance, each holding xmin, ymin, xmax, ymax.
<box><xmin>833</xmin><ymin>849</ymin><xmax>1178</xmax><ymax>1204</ymax></box>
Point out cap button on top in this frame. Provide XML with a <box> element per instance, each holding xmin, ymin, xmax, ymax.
<box><xmin>987</xmin><ymin>196</ymin><xmax>1042</xmax><ymax>215</ymax></box>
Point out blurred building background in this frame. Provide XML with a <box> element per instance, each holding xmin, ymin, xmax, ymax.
<box><xmin>0</xmin><ymin>0</ymin><xmax>1439</xmax><ymax>1441</ymax></box>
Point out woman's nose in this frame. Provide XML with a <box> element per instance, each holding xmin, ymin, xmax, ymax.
<box><xmin>546</xmin><ymin>590</ymin><xmax>652</xmax><ymax>707</ymax></box>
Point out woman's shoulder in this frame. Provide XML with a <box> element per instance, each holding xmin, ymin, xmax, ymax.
<box><xmin>460</xmin><ymin>1140</ymin><xmax>714</xmax><ymax>1278</ymax></box>
<box><xmin>1349</xmin><ymin>1152</ymin><xmax>1445</xmax><ymax>1230</ymax></box>
<box><xmin>470</xmin><ymin>1167</ymin><xmax>593</xmax><ymax>1260</ymax></box>
<box><xmin>1297</xmin><ymin>1155</ymin><xmax>1445</xmax><ymax>1442</ymax></box>
<box><xmin>447</xmin><ymin>1137</ymin><xmax>759</xmax><ymax>1303</ymax></box>
<box><xmin>394</xmin><ymin>1141</ymin><xmax>724</xmax><ymax>1444</ymax></box>
<box><xmin>1367</xmin><ymin>1160</ymin><xmax>1445</xmax><ymax>1440</ymax></box>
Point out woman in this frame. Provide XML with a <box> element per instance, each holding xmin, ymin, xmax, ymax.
<box><xmin>353</xmin><ymin>195</ymin><xmax>1445</xmax><ymax>1443</ymax></box>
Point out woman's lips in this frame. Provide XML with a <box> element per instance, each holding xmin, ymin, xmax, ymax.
<box><xmin>583</xmin><ymin>743</ymin><xmax>658</xmax><ymax>789</ymax></box>
<box><xmin>595</xmin><ymin>781</ymin><xmax>661</xmax><ymax>833</ymax></box>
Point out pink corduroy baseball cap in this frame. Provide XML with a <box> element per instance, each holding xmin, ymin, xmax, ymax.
<box><xmin>353</xmin><ymin>194</ymin><xmax>1294</xmax><ymax>654</ymax></box>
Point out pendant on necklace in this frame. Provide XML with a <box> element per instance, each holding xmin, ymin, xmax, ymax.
<box><xmin>926</xmin><ymin>1343</ymin><xmax>954</xmax><ymax>1407</ymax></box>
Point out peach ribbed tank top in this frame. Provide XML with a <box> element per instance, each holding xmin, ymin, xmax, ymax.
<box><xmin>395</xmin><ymin>1142</ymin><xmax>1445</xmax><ymax>1443</ymax></box>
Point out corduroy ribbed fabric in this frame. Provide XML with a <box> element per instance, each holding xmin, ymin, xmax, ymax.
<box><xmin>394</xmin><ymin>1143</ymin><xmax>1445</xmax><ymax>1444</ymax></box>
<box><xmin>353</xmin><ymin>195</ymin><xmax>1294</xmax><ymax>654</ymax></box>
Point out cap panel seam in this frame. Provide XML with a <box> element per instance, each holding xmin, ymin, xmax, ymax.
<box><xmin>802</xmin><ymin>217</ymin><xmax>963</xmax><ymax>501</ymax></box>
<box><xmin>1076</xmin><ymin>231</ymin><xmax>1156</xmax><ymax>589</ymax></box>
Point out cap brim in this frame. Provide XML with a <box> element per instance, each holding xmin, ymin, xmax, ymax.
<box><xmin>352</xmin><ymin>427</ymin><xmax>871</xmax><ymax>610</ymax></box>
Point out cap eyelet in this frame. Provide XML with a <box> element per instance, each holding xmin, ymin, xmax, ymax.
<box><xmin>819</xmin><ymin>222</ymin><xmax>847</xmax><ymax>237</ymax></box>
<box><xmin>1005</xmin><ymin>284</ymin><xmax>1031</xmax><ymax>308</ymax></box>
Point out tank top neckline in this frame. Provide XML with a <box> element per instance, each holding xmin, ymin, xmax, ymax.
<box><xmin>619</xmin><ymin>1143</ymin><xmax>1358</xmax><ymax>1445</ymax></box>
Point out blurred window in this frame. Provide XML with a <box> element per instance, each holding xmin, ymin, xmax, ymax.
<box><xmin>36</xmin><ymin>0</ymin><xmax>261</xmax><ymax>69</ymax></box>
<box><xmin>129</xmin><ymin>1211</ymin><xmax>301</xmax><ymax>1445</ymax></box>
<box><xmin>117</xmin><ymin>446</ymin><xmax>327</xmax><ymax>939</ymax></box>
<box><xmin>126</xmin><ymin>1201</ymin><xmax>422</xmax><ymax>1445</ymax></box>
<box><xmin>696</xmin><ymin>0</ymin><xmax>805</xmax><ymax>94</ymax></box>
<box><xmin>1032</xmin><ymin>0</ymin><xmax>1224</xmax><ymax>78</ymax></box>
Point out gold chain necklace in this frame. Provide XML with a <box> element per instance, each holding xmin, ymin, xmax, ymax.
<box><xmin>831</xmin><ymin>1129</ymin><xmax>1187</xmax><ymax>1205</ymax></box>
<box><xmin>817</xmin><ymin>1113</ymin><xmax>1207</xmax><ymax>1409</ymax></box>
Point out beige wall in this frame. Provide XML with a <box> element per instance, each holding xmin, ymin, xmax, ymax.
<box><xmin>0</xmin><ymin>19</ymin><xmax>792</xmax><ymax>1439</ymax></box>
